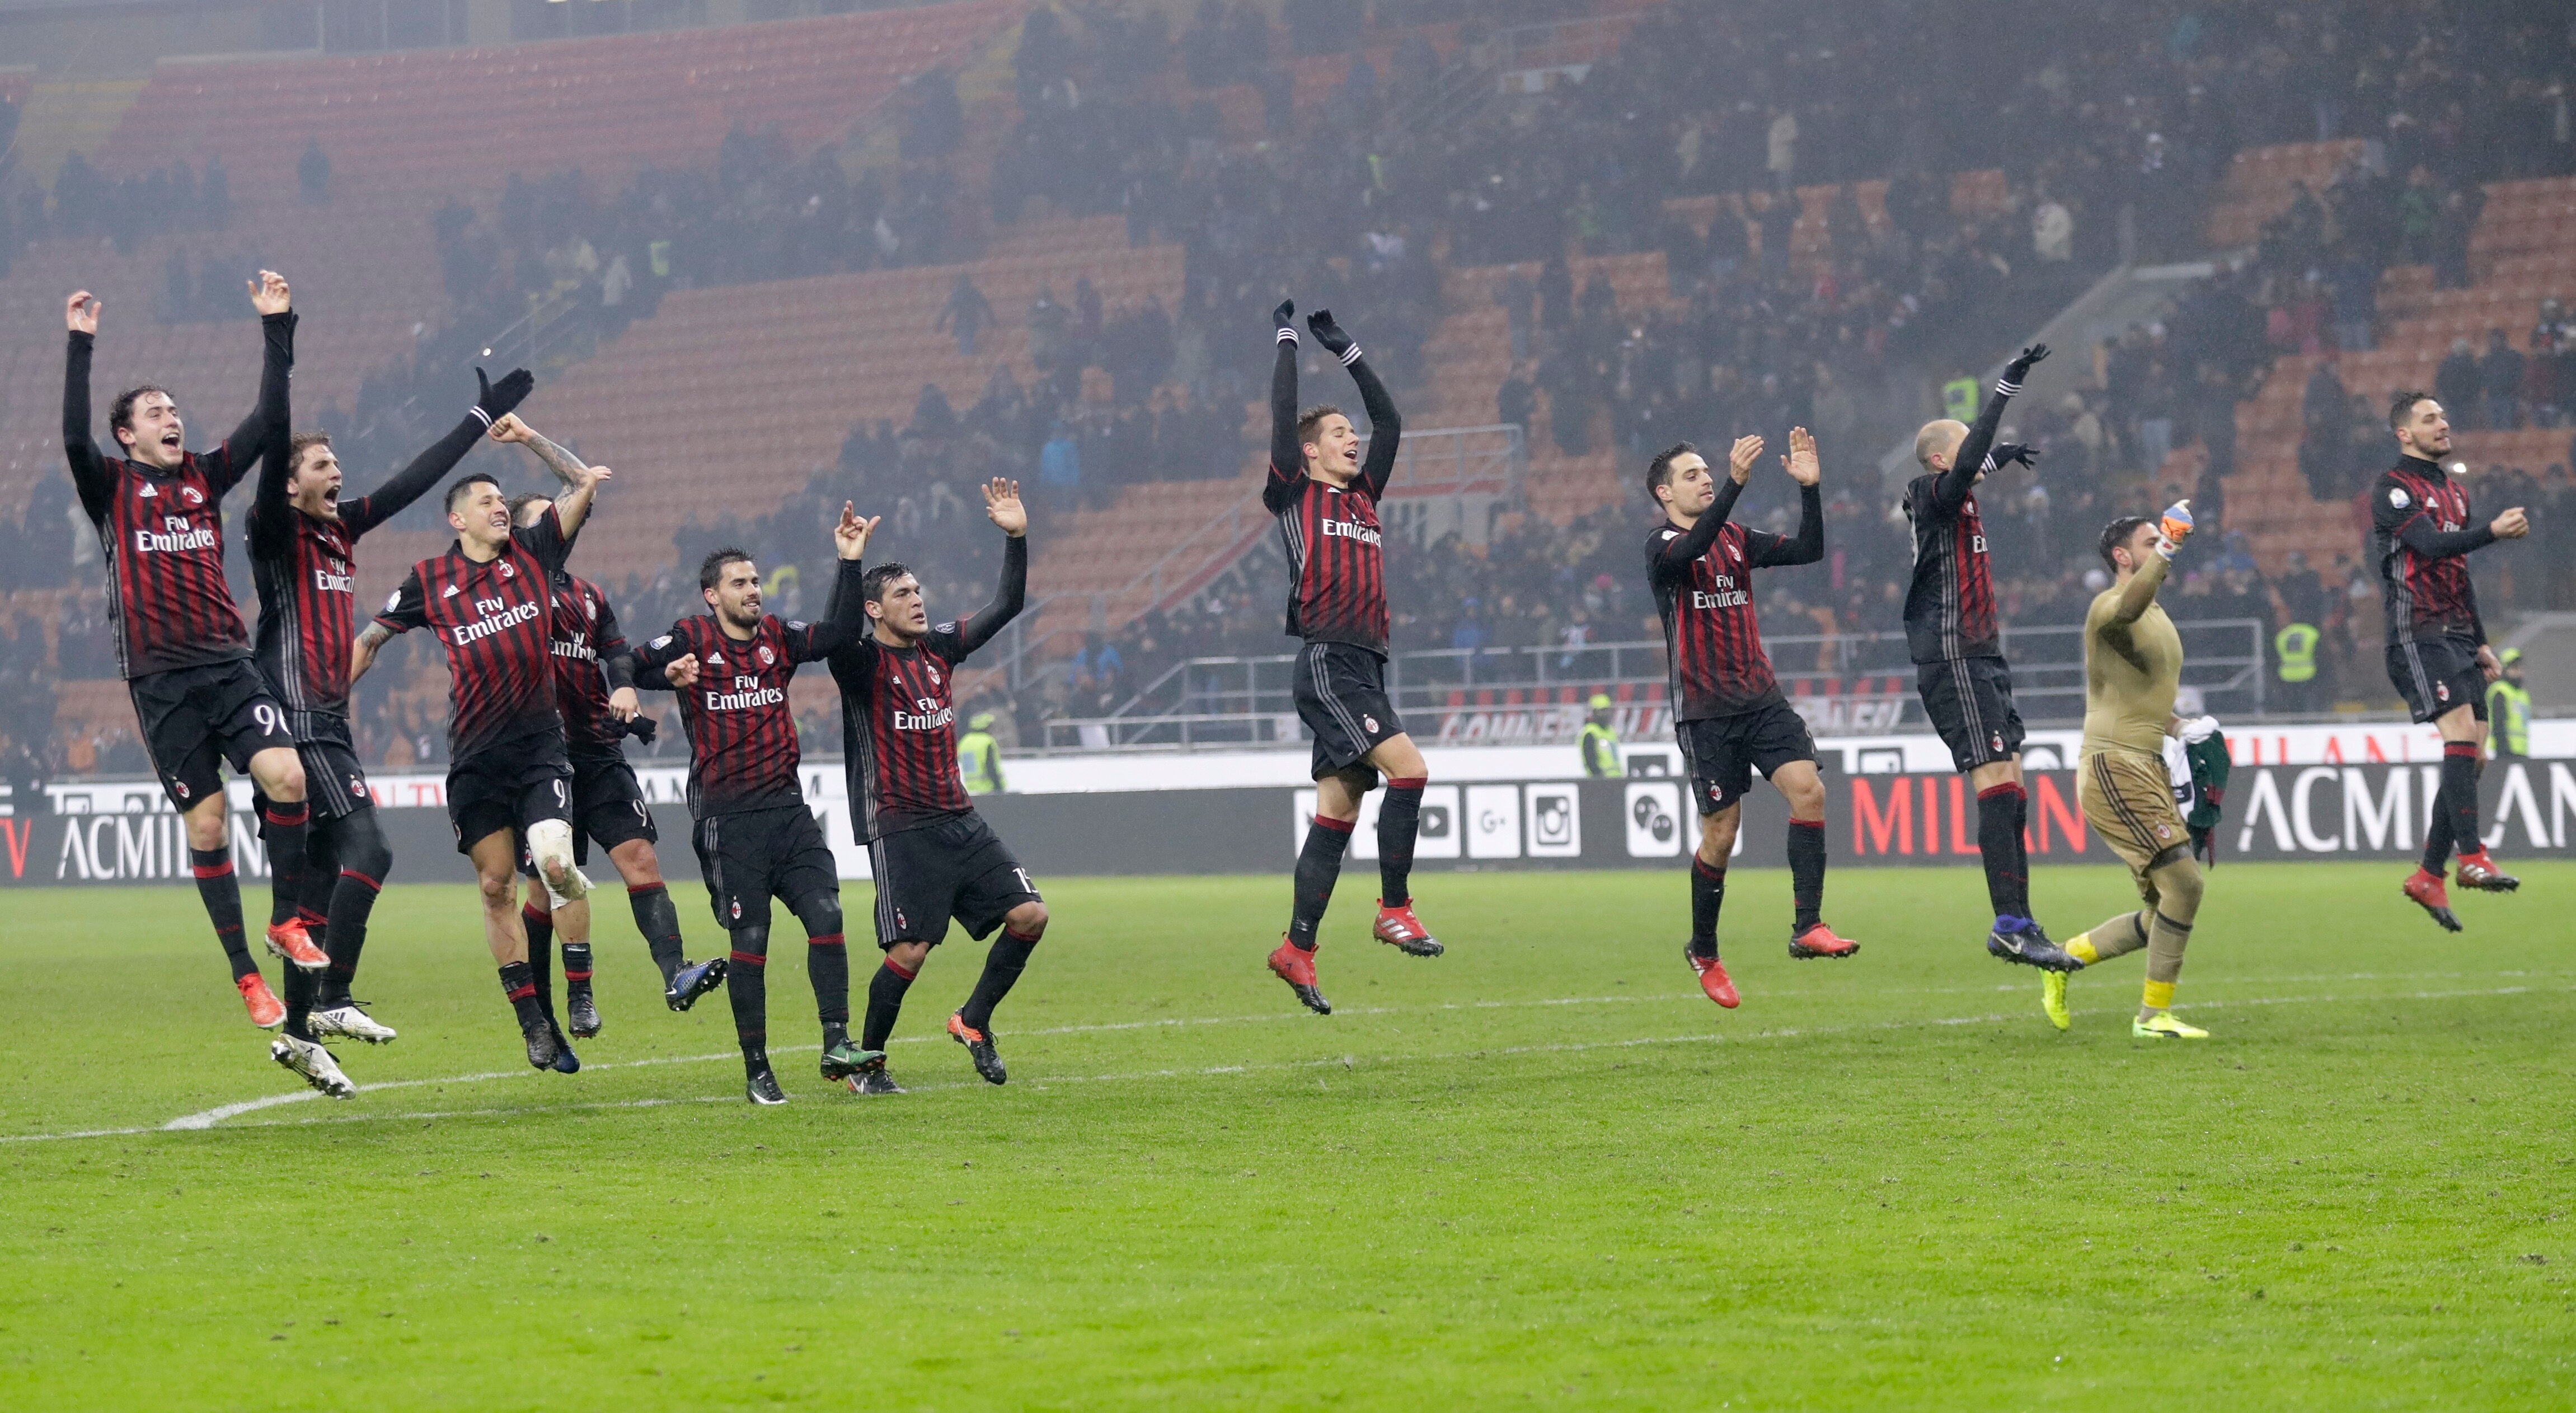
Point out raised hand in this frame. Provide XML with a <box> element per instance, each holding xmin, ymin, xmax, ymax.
<box><xmin>1726</xmin><ymin>434</ymin><xmax>1764</xmax><ymax>486</ymax></box>
<box><xmin>476</xmin><ymin>367</ymin><xmax>534</xmax><ymax>422</ymax></box>
<box><xmin>982</xmin><ymin>478</ymin><xmax>1028</xmax><ymax>537</ymax></box>
<box><xmin>2004</xmin><ymin>344</ymin><xmax>2050</xmax><ymax>383</ymax></box>
<box><xmin>834</xmin><ymin>502</ymin><xmax>883</xmax><ymax>560</ymax></box>
<box><xmin>664</xmin><ymin>654</ymin><xmax>702</xmax><ymax>689</ymax></box>
<box><xmin>2156</xmin><ymin>499</ymin><xmax>2193</xmax><ymax>560</ymax></box>
<box><xmin>1780</xmin><ymin>427</ymin><xmax>1820</xmax><ymax>486</ymax></box>
<box><xmin>487</xmin><ymin>412</ymin><xmax>532</xmax><ymax>443</ymax></box>
<box><xmin>1991</xmin><ymin>442</ymin><xmax>2039</xmax><ymax>470</ymax></box>
<box><xmin>1273</xmin><ymin>299</ymin><xmax>1297</xmax><ymax>336</ymax></box>
<box><xmin>1306</xmin><ymin>309</ymin><xmax>1355</xmax><ymax>358</ymax></box>
<box><xmin>65</xmin><ymin>291</ymin><xmax>100</xmax><ymax>335</ymax></box>
<box><xmin>249</xmin><ymin>269</ymin><xmax>292</xmax><ymax>316</ymax></box>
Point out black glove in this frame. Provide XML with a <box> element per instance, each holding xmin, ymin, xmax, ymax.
<box><xmin>475</xmin><ymin>366</ymin><xmax>534</xmax><ymax>423</ymax></box>
<box><xmin>2003</xmin><ymin>344</ymin><xmax>2050</xmax><ymax>384</ymax></box>
<box><xmin>1271</xmin><ymin>299</ymin><xmax>1297</xmax><ymax>340</ymax></box>
<box><xmin>1991</xmin><ymin>442</ymin><xmax>2038</xmax><ymax>470</ymax></box>
<box><xmin>617</xmin><ymin>713</ymin><xmax>659</xmax><ymax>745</ymax></box>
<box><xmin>1306</xmin><ymin>309</ymin><xmax>1356</xmax><ymax>359</ymax></box>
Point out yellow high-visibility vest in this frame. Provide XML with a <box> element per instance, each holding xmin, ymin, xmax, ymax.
<box><xmin>2274</xmin><ymin>623</ymin><xmax>2320</xmax><ymax>684</ymax></box>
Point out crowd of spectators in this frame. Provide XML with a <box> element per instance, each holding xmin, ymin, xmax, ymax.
<box><xmin>6</xmin><ymin>0</ymin><xmax>2576</xmax><ymax>772</ymax></box>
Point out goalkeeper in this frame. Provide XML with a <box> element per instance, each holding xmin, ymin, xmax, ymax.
<box><xmin>2043</xmin><ymin>503</ymin><xmax>2216</xmax><ymax>1038</ymax></box>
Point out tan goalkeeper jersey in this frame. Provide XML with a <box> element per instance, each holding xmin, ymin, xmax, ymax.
<box><xmin>2080</xmin><ymin>572</ymin><xmax>2183</xmax><ymax>759</ymax></box>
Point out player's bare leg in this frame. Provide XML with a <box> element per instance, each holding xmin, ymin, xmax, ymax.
<box><xmin>1771</xmin><ymin>760</ymin><xmax>1857</xmax><ymax>958</ymax></box>
<box><xmin>470</xmin><ymin>829</ymin><xmax>559</xmax><ymax>1069</ymax></box>
<box><xmin>1360</xmin><ymin>733</ymin><xmax>1442</xmax><ymax>957</ymax></box>
<box><xmin>950</xmin><ymin>898</ymin><xmax>1044</xmax><ymax>1086</ymax></box>
<box><xmin>1686</xmin><ymin>804</ymin><xmax>1740</xmax><ymax>1008</ymax></box>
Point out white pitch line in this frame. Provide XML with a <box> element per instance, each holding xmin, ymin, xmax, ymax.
<box><xmin>3</xmin><ymin>980</ymin><xmax>2558</xmax><ymax>1147</ymax></box>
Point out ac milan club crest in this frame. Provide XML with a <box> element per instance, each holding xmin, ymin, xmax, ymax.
<box><xmin>757</xmin><ymin>645</ymin><xmax>775</xmax><ymax>667</ymax></box>
<box><xmin>1363</xmin><ymin>715</ymin><xmax>1380</xmax><ymax>734</ymax></box>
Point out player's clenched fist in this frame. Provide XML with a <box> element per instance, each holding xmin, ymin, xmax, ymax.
<box><xmin>2155</xmin><ymin>499</ymin><xmax>2193</xmax><ymax>560</ymax></box>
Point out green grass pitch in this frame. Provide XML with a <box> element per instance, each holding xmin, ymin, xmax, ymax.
<box><xmin>2</xmin><ymin>861</ymin><xmax>2570</xmax><ymax>1409</ymax></box>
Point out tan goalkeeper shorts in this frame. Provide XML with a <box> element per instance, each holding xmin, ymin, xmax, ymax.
<box><xmin>2080</xmin><ymin>748</ymin><xmax>2190</xmax><ymax>893</ymax></box>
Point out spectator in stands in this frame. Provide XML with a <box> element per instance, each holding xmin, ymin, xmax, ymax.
<box><xmin>2436</xmin><ymin>337</ymin><xmax>2481</xmax><ymax>428</ymax></box>
<box><xmin>2480</xmin><ymin>329</ymin><xmax>2527</xmax><ymax>431</ymax></box>
<box><xmin>938</xmin><ymin>272</ymin><xmax>995</xmax><ymax>358</ymax></box>
<box><xmin>298</xmin><ymin>138</ymin><xmax>330</xmax><ymax>204</ymax></box>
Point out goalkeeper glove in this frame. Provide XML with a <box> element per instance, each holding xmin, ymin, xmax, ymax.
<box><xmin>2156</xmin><ymin>499</ymin><xmax>2193</xmax><ymax>560</ymax></box>
<box><xmin>474</xmin><ymin>366</ymin><xmax>534</xmax><ymax>425</ymax></box>
<box><xmin>2002</xmin><ymin>343</ymin><xmax>2051</xmax><ymax>386</ymax></box>
<box><xmin>1307</xmin><ymin>308</ymin><xmax>1359</xmax><ymax>362</ymax></box>
<box><xmin>1272</xmin><ymin>299</ymin><xmax>1298</xmax><ymax>344</ymax></box>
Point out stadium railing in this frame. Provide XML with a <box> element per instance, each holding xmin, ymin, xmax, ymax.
<box><xmin>1037</xmin><ymin>619</ymin><xmax>2270</xmax><ymax>751</ymax></box>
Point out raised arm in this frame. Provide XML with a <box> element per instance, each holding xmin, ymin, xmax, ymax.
<box><xmin>1934</xmin><ymin>344</ymin><xmax>2047</xmax><ymax>512</ymax></box>
<box><xmin>1650</xmin><ymin>436</ymin><xmax>1759</xmax><ymax>581</ymax></box>
<box><xmin>62</xmin><ymin>293</ymin><xmax>114</xmax><ymax>521</ymax></box>
<box><xmin>344</xmin><ymin>369</ymin><xmax>532</xmax><ymax>535</ymax></box>
<box><xmin>2109</xmin><ymin>501</ymin><xmax>2193</xmax><ymax>626</ymax></box>
<box><xmin>211</xmin><ymin>273</ymin><xmax>296</xmax><ymax>495</ymax></box>
<box><xmin>949</xmin><ymin>482</ymin><xmax>1031</xmax><ymax>659</ymax></box>
<box><xmin>791</xmin><ymin>504</ymin><xmax>884</xmax><ymax>661</ymax></box>
<box><xmin>245</xmin><ymin>323</ymin><xmax>298</xmax><ymax>562</ymax></box>
<box><xmin>1753</xmin><ymin>427</ymin><xmax>1824</xmax><ymax>567</ymax></box>
<box><xmin>1307</xmin><ymin>310</ymin><xmax>1401</xmax><ymax>497</ymax></box>
<box><xmin>1263</xmin><ymin>300</ymin><xmax>1303</xmax><ymax>511</ymax></box>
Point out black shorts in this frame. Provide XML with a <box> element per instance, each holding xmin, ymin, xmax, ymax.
<box><xmin>866</xmin><ymin>811</ymin><xmax>1039</xmax><ymax>948</ymax></box>
<box><xmin>2387</xmin><ymin>635</ymin><xmax>2488</xmax><ymax>724</ymax></box>
<box><xmin>518</xmin><ymin>752</ymin><xmax>655</xmax><ymax>876</ymax></box>
<box><xmin>1294</xmin><ymin>640</ymin><xmax>1404</xmax><ymax>782</ymax></box>
<box><xmin>1916</xmin><ymin>654</ymin><xmax>2026</xmax><ymax>773</ymax></box>
<box><xmin>446</xmin><ymin>732</ymin><xmax>574</xmax><ymax>855</ymax></box>
<box><xmin>1676</xmin><ymin>700</ymin><xmax>1817</xmax><ymax>815</ymax></box>
<box><xmin>292</xmin><ymin>713</ymin><xmax>374</xmax><ymax>821</ymax></box>
<box><xmin>693</xmin><ymin>803</ymin><xmax>837</xmax><ymax>932</ymax></box>
<box><xmin>128</xmin><ymin>659</ymin><xmax>292</xmax><ymax>810</ymax></box>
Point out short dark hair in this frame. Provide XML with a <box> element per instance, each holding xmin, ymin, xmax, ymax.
<box><xmin>444</xmin><ymin>472</ymin><xmax>500</xmax><ymax>515</ymax></box>
<box><xmin>286</xmin><ymin>430</ymin><xmax>332</xmax><ymax>475</ymax></box>
<box><xmin>862</xmin><ymin>562</ymin><xmax>916</xmax><ymax>604</ymax></box>
<box><xmin>506</xmin><ymin>492</ymin><xmax>551</xmax><ymax>527</ymax></box>
<box><xmin>109</xmin><ymin>384</ymin><xmax>172</xmax><ymax>439</ymax></box>
<box><xmin>2099</xmin><ymin>515</ymin><xmax>2152</xmax><ymax>572</ymax></box>
<box><xmin>698</xmin><ymin>546</ymin><xmax>754</xmax><ymax>591</ymax></box>
<box><xmin>2388</xmin><ymin>389</ymin><xmax>2435</xmax><ymax>431</ymax></box>
<box><xmin>1645</xmin><ymin>441</ymin><xmax>1699</xmax><ymax>504</ymax></box>
<box><xmin>1295</xmin><ymin>404</ymin><xmax>1344</xmax><ymax>452</ymax></box>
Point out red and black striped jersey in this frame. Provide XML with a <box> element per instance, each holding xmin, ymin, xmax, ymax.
<box><xmin>2371</xmin><ymin>455</ymin><xmax>2494</xmax><ymax>647</ymax></box>
<box><xmin>374</xmin><ymin>511</ymin><xmax>575</xmax><ymax>760</ymax></box>
<box><xmin>1646</xmin><ymin>485</ymin><xmax>1824</xmax><ymax>721</ymax></box>
<box><xmin>830</xmin><ymin>536</ymin><xmax>1027</xmax><ymax>841</ymax></box>
<box><xmin>62</xmin><ymin>316</ymin><xmax>290</xmax><ymax>679</ymax></box>
<box><xmin>543</xmin><ymin>572</ymin><xmax>629</xmax><ymax>756</ymax></box>
<box><xmin>1900</xmin><ymin>474</ymin><xmax>2000</xmax><ymax>662</ymax></box>
<box><xmin>1266</xmin><ymin>478</ymin><xmax>1389</xmax><ymax>654</ymax></box>
<box><xmin>1264</xmin><ymin>329</ymin><xmax>1402</xmax><ymax>657</ymax></box>
<box><xmin>247</xmin><ymin>410</ymin><xmax>490</xmax><ymax>736</ymax></box>
<box><xmin>634</xmin><ymin>559</ymin><xmax>869</xmax><ymax>818</ymax></box>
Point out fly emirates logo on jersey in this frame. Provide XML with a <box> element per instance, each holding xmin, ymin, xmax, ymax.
<box><xmin>1320</xmin><ymin>513</ymin><xmax>1382</xmax><ymax>546</ymax></box>
<box><xmin>700</xmin><ymin>652</ymin><xmax>785</xmax><ymax>712</ymax></box>
<box><xmin>1691</xmin><ymin>576</ymin><xmax>1749</xmax><ymax>611</ymax></box>
<box><xmin>894</xmin><ymin>696</ymin><xmax>955</xmax><ymax>732</ymax></box>
<box><xmin>312</xmin><ymin>556</ymin><xmax>353</xmax><ymax>595</ymax></box>
<box><xmin>451</xmin><ymin>595</ymin><xmax>543</xmax><ymax>647</ymax></box>
<box><xmin>134</xmin><ymin>513</ymin><xmax>219</xmax><ymax>555</ymax></box>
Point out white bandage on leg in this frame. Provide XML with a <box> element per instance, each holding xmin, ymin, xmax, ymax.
<box><xmin>527</xmin><ymin>820</ymin><xmax>589</xmax><ymax>904</ymax></box>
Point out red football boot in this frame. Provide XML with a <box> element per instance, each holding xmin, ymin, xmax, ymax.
<box><xmin>1787</xmin><ymin>921</ymin><xmax>1860</xmax><ymax>960</ymax></box>
<box><xmin>2402</xmin><ymin>867</ymin><xmax>2462</xmax><ymax>932</ymax></box>
<box><xmin>264</xmin><ymin>918</ymin><xmax>329</xmax><ymax>971</ymax></box>
<box><xmin>237</xmin><ymin>972</ymin><xmax>286</xmax><ymax>1030</ymax></box>
<box><xmin>1685</xmin><ymin>947</ymin><xmax>1739</xmax><ymax>1008</ymax></box>
<box><xmin>1372</xmin><ymin>899</ymin><xmax>1443</xmax><ymax>957</ymax></box>
<box><xmin>2453</xmin><ymin>850</ymin><xmax>2521</xmax><ymax>893</ymax></box>
<box><xmin>1266</xmin><ymin>937</ymin><xmax>1331</xmax><ymax>1015</ymax></box>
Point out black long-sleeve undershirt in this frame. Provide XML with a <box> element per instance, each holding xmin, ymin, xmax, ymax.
<box><xmin>1931</xmin><ymin>372</ymin><xmax>2023</xmax><ymax>515</ymax></box>
<box><xmin>950</xmin><ymin>534</ymin><xmax>1029</xmax><ymax>656</ymax></box>
<box><xmin>1263</xmin><ymin>333</ymin><xmax>1402</xmax><ymax>505</ymax></box>
<box><xmin>1766</xmin><ymin>484</ymin><xmax>1826</xmax><ymax>566</ymax></box>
